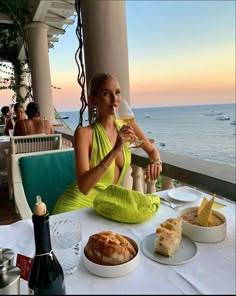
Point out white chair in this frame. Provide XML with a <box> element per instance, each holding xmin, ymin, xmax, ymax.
<box><xmin>10</xmin><ymin>134</ymin><xmax>62</xmax><ymax>154</ymax></box>
<box><xmin>11</xmin><ymin>148</ymin><xmax>75</xmax><ymax>220</ymax></box>
<box><xmin>6</xmin><ymin>134</ymin><xmax>62</xmax><ymax>202</ymax></box>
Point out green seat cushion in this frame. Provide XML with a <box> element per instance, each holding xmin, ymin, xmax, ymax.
<box><xmin>19</xmin><ymin>150</ymin><xmax>76</xmax><ymax>215</ymax></box>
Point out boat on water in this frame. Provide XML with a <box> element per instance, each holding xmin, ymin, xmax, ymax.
<box><xmin>204</xmin><ymin>111</ymin><xmax>223</xmax><ymax>116</ymax></box>
<box><xmin>159</xmin><ymin>142</ymin><xmax>166</xmax><ymax>147</ymax></box>
<box><xmin>230</xmin><ymin>120</ymin><xmax>236</xmax><ymax>125</ymax></box>
<box><xmin>55</xmin><ymin>115</ymin><xmax>69</xmax><ymax>120</ymax></box>
<box><xmin>216</xmin><ymin>115</ymin><xmax>230</xmax><ymax>121</ymax></box>
<box><xmin>144</xmin><ymin>112</ymin><xmax>150</xmax><ymax>118</ymax></box>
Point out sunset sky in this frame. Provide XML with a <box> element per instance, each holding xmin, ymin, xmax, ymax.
<box><xmin>1</xmin><ymin>0</ymin><xmax>235</xmax><ymax>111</ymax></box>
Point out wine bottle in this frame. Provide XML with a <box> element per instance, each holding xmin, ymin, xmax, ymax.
<box><xmin>28</xmin><ymin>196</ymin><xmax>66</xmax><ymax>295</ymax></box>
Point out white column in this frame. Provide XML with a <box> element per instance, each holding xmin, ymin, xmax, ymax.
<box><xmin>80</xmin><ymin>0</ymin><xmax>130</xmax><ymax>116</ymax></box>
<box><xmin>24</xmin><ymin>22</ymin><xmax>55</xmax><ymax>123</ymax></box>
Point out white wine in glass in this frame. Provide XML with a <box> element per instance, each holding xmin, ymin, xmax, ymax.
<box><xmin>113</xmin><ymin>99</ymin><xmax>144</xmax><ymax>149</ymax></box>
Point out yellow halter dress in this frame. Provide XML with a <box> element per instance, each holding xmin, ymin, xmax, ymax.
<box><xmin>53</xmin><ymin>120</ymin><xmax>131</xmax><ymax>214</ymax></box>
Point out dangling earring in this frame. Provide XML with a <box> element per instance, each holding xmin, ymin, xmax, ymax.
<box><xmin>92</xmin><ymin>106</ymin><xmax>97</xmax><ymax>122</ymax></box>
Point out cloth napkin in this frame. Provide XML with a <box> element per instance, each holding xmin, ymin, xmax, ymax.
<box><xmin>93</xmin><ymin>184</ymin><xmax>160</xmax><ymax>223</ymax></box>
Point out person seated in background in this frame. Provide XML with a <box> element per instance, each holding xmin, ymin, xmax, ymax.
<box><xmin>4</xmin><ymin>102</ymin><xmax>26</xmax><ymax>136</ymax></box>
<box><xmin>0</xmin><ymin>106</ymin><xmax>11</xmax><ymax>124</ymax></box>
<box><xmin>53</xmin><ymin>72</ymin><xmax>162</xmax><ymax>214</ymax></box>
<box><xmin>14</xmin><ymin>102</ymin><xmax>54</xmax><ymax>136</ymax></box>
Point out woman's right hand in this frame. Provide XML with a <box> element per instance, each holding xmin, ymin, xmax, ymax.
<box><xmin>114</xmin><ymin>124</ymin><xmax>138</xmax><ymax>150</ymax></box>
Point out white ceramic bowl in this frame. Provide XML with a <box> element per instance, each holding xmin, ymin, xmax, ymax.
<box><xmin>83</xmin><ymin>236</ymin><xmax>139</xmax><ymax>277</ymax></box>
<box><xmin>178</xmin><ymin>207</ymin><xmax>227</xmax><ymax>243</ymax></box>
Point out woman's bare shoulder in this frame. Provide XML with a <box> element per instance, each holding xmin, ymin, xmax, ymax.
<box><xmin>74</xmin><ymin>125</ymin><xmax>92</xmax><ymax>137</ymax></box>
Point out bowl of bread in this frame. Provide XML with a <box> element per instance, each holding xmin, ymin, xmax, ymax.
<box><xmin>83</xmin><ymin>230</ymin><xmax>139</xmax><ymax>277</ymax></box>
<box><xmin>178</xmin><ymin>196</ymin><xmax>226</xmax><ymax>243</ymax></box>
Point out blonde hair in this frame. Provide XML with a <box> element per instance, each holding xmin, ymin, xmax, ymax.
<box><xmin>89</xmin><ymin>73</ymin><xmax>118</xmax><ymax>96</ymax></box>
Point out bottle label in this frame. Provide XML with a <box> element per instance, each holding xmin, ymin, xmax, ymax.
<box><xmin>16</xmin><ymin>254</ymin><xmax>33</xmax><ymax>281</ymax></box>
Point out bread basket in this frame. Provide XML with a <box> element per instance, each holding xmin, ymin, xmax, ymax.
<box><xmin>83</xmin><ymin>236</ymin><xmax>140</xmax><ymax>277</ymax></box>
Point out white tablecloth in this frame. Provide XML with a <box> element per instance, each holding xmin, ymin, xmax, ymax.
<box><xmin>0</xmin><ymin>136</ymin><xmax>9</xmax><ymax>170</ymax></box>
<box><xmin>0</xmin><ymin>187</ymin><xmax>235</xmax><ymax>294</ymax></box>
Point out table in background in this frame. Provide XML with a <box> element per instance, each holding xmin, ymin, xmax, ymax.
<box><xmin>0</xmin><ymin>136</ymin><xmax>9</xmax><ymax>172</ymax></box>
<box><xmin>0</xmin><ymin>187</ymin><xmax>235</xmax><ymax>294</ymax></box>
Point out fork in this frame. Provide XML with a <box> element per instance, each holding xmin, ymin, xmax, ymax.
<box><xmin>160</xmin><ymin>197</ymin><xmax>181</xmax><ymax>209</ymax></box>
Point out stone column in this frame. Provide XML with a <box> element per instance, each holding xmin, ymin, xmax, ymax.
<box><xmin>80</xmin><ymin>0</ymin><xmax>130</xmax><ymax>119</ymax></box>
<box><xmin>24</xmin><ymin>22</ymin><xmax>55</xmax><ymax>123</ymax></box>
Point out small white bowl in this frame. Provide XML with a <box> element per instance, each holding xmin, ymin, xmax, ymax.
<box><xmin>83</xmin><ymin>236</ymin><xmax>139</xmax><ymax>277</ymax></box>
<box><xmin>178</xmin><ymin>207</ymin><xmax>227</xmax><ymax>243</ymax></box>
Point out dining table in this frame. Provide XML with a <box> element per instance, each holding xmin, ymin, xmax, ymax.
<box><xmin>0</xmin><ymin>135</ymin><xmax>9</xmax><ymax>170</ymax></box>
<box><xmin>0</xmin><ymin>186</ymin><xmax>235</xmax><ymax>295</ymax></box>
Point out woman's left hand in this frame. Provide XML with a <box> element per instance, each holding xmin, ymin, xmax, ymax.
<box><xmin>145</xmin><ymin>162</ymin><xmax>162</xmax><ymax>181</ymax></box>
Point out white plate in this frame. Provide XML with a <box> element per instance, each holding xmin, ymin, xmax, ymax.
<box><xmin>168</xmin><ymin>187</ymin><xmax>203</xmax><ymax>202</ymax></box>
<box><xmin>141</xmin><ymin>233</ymin><xmax>197</xmax><ymax>265</ymax></box>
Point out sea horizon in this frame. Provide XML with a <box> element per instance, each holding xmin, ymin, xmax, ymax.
<box><xmin>57</xmin><ymin>102</ymin><xmax>236</xmax><ymax>167</ymax></box>
<box><xmin>57</xmin><ymin>101</ymin><xmax>235</xmax><ymax>113</ymax></box>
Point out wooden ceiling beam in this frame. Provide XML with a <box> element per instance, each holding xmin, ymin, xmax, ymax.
<box><xmin>47</xmin><ymin>36</ymin><xmax>59</xmax><ymax>42</ymax></box>
<box><xmin>50</xmin><ymin>2</ymin><xmax>75</xmax><ymax>11</ymax></box>
<box><xmin>0</xmin><ymin>13</ymin><xmax>13</xmax><ymax>24</ymax></box>
<box><xmin>45</xmin><ymin>16</ymin><xmax>74</xmax><ymax>25</ymax></box>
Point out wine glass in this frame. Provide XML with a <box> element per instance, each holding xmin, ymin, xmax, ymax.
<box><xmin>113</xmin><ymin>99</ymin><xmax>144</xmax><ymax>149</ymax></box>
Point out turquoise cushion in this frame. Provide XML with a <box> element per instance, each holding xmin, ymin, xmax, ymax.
<box><xmin>19</xmin><ymin>150</ymin><xmax>76</xmax><ymax>215</ymax></box>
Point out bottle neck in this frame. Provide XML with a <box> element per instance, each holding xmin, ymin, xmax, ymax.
<box><xmin>32</xmin><ymin>212</ymin><xmax>52</xmax><ymax>255</ymax></box>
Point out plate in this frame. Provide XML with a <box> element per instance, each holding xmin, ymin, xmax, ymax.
<box><xmin>141</xmin><ymin>233</ymin><xmax>197</xmax><ymax>265</ymax></box>
<box><xmin>168</xmin><ymin>187</ymin><xmax>203</xmax><ymax>202</ymax></box>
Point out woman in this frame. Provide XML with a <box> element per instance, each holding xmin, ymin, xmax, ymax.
<box><xmin>0</xmin><ymin>106</ymin><xmax>11</xmax><ymax>124</ymax></box>
<box><xmin>14</xmin><ymin>102</ymin><xmax>54</xmax><ymax>135</ymax></box>
<box><xmin>4</xmin><ymin>102</ymin><xmax>26</xmax><ymax>136</ymax></box>
<box><xmin>53</xmin><ymin>73</ymin><xmax>162</xmax><ymax>214</ymax></box>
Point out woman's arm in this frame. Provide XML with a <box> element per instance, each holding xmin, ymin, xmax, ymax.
<box><xmin>13</xmin><ymin>120</ymin><xmax>26</xmax><ymax>136</ymax></box>
<box><xmin>132</xmin><ymin>122</ymin><xmax>162</xmax><ymax>180</ymax></box>
<box><xmin>46</xmin><ymin>120</ymin><xmax>54</xmax><ymax>134</ymax></box>
<box><xmin>4</xmin><ymin>119</ymin><xmax>13</xmax><ymax>136</ymax></box>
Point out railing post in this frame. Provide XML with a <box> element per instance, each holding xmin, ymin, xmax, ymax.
<box><xmin>145</xmin><ymin>179</ymin><xmax>157</xmax><ymax>194</ymax></box>
<box><xmin>121</xmin><ymin>166</ymin><xmax>133</xmax><ymax>190</ymax></box>
<box><xmin>161</xmin><ymin>176</ymin><xmax>175</xmax><ymax>190</ymax></box>
<box><xmin>131</xmin><ymin>165</ymin><xmax>145</xmax><ymax>193</ymax></box>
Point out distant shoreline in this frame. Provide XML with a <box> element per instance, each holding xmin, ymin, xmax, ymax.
<box><xmin>57</xmin><ymin>102</ymin><xmax>235</xmax><ymax>113</ymax></box>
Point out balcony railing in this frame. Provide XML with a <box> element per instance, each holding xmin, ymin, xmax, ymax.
<box><xmin>54</xmin><ymin>127</ymin><xmax>236</xmax><ymax>202</ymax></box>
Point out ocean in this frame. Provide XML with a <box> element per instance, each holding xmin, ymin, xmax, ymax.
<box><xmin>57</xmin><ymin>103</ymin><xmax>236</xmax><ymax>167</ymax></box>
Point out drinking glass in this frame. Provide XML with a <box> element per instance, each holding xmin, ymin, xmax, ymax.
<box><xmin>113</xmin><ymin>99</ymin><xmax>144</xmax><ymax>149</ymax></box>
<box><xmin>50</xmin><ymin>219</ymin><xmax>82</xmax><ymax>277</ymax></box>
<box><xmin>9</xmin><ymin>129</ymin><xmax>14</xmax><ymax>137</ymax></box>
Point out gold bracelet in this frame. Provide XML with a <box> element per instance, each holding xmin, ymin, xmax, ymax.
<box><xmin>150</xmin><ymin>158</ymin><xmax>162</xmax><ymax>165</ymax></box>
<box><xmin>100</xmin><ymin>161</ymin><xmax>109</xmax><ymax>171</ymax></box>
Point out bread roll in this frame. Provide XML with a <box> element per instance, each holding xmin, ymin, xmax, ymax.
<box><xmin>84</xmin><ymin>231</ymin><xmax>137</xmax><ymax>265</ymax></box>
<box><xmin>154</xmin><ymin>218</ymin><xmax>182</xmax><ymax>257</ymax></box>
<box><xmin>160</xmin><ymin>218</ymin><xmax>182</xmax><ymax>234</ymax></box>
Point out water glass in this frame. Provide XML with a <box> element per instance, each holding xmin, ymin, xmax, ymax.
<box><xmin>9</xmin><ymin>129</ymin><xmax>14</xmax><ymax>137</ymax></box>
<box><xmin>50</xmin><ymin>219</ymin><xmax>82</xmax><ymax>277</ymax></box>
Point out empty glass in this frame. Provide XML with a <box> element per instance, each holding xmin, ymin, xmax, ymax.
<box><xmin>50</xmin><ymin>219</ymin><xmax>82</xmax><ymax>277</ymax></box>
